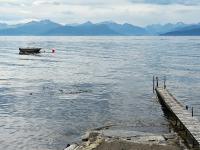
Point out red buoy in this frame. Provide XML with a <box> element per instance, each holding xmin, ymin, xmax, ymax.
<box><xmin>52</xmin><ymin>48</ymin><xmax>55</xmax><ymax>53</ymax></box>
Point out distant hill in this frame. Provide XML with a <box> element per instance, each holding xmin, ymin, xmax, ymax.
<box><xmin>45</xmin><ymin>22</ymin><xmax>120</xmax><ymax>36</ymax></box>
<box><xmin>0</xmin><ymin>20</ymin><xmax>62</xmax><ymax>35</ymax></box>
<box><xmin>146</xmin><ymin>22</ymin><xmax>188</xmax><ymax>35</ymax></box>
<box><xmin>162</xmin><ymin>24</ymin><xmax>200</xmax><ymax>36</ymax></box>
<box><xmin>46</xmin><ymin>21</ymin><xmax>148</xmax><ymax>36</ymax></box>
<box><xmin>99</xmin><ymin>21</ymin><xmax>148</xmax><ymax>35</ymax></box>
<box><xmin>0</xmin><ymin>23</ymin><xmax>9</xmax><ymax>30</ymax></box>
<box><xmin>0</xmin><ymin>20</ymin><xmax>200</xmax><ymax>36</ymax></box>
<box><xmin>0</xmin><ymin>20</ymin><xmax>148</xmax><ymax>36</ymax></box>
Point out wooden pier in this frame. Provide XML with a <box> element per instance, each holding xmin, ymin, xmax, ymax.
<box><xmin>155</xmin><ymin>87</ymin><xmax>200</xmax><ymax>148</ymax></box>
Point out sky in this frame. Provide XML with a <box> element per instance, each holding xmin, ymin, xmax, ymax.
<box><xmin>0</xmin><ymin>0</ymin><xmax>200</xmax><ymax>26</ymax></box>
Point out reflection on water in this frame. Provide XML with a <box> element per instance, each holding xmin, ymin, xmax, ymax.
<box><xmin>0</xmin><ymin>36</ymin><xmax>200</xmax><ymax>150</ymax></box>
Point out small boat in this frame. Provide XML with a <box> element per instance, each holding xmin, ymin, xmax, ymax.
<box><xmin>19</xmin><ymin>48</ymin><xmax>42</xmax><ymax>55</ymax></box>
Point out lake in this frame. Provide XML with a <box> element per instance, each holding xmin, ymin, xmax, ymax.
<box><xmin>0</xmin><ymin>36</ymin><xmax>200</xmax><ymax>150</ymax></box>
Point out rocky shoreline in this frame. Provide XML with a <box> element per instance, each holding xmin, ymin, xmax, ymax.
<box><xmin>64</xmin><ymin>125</ymin><xmax>187</xmax><ymax>150</ymax></box>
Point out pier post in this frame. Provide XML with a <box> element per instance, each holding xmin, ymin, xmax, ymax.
<box><xmin>175</xmin><ymin>119</ymin><xmax>177</xmax><ymax>126</ymax></box>
<box><xmin>164</xmin><ymin>76</ymin><xmax>166</xmax><ymax>89</ymax></box>
<box><xmin>192</xmin><ymin>140</ymin><xmax>195</xmax><ymax>148</ymax></box>
<box><xmin>156</xmin><ymin>77</ymin><xmax>159</xmax><ymax>88</ymax></box>
<box><xmin>186</xmin><ymin>105</ymin><xmax>188</xmax><ymax>110</ymax></box>
<box><xmin>153</xmin><ymin>76</ymin><xmax>155</xmax><ymax>93</ymax></box>
<box><xmin>192</xmin><ymin>107</ymin><xmax>194</xmax><ymax>117</ymax></box>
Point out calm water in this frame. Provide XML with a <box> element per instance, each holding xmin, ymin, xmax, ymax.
<box><xmin>0</xmin><ymin>36</ymin><xmax>200</xmax><ymax>150</ymax></box>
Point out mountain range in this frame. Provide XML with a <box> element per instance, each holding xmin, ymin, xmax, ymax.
<box><xmin>161</xmin><ymin>24</ymin><xmax>200</xmax><ymax>36</ymax></box>
<box><xmin>0</xmin><ymin>20</ymin><xmax>199</xmax><ymax>36</ymax></box>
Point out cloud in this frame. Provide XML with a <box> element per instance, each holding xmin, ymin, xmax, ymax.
<box><xmin>32</xmin><ymin>0</ymin><xmax>62</xmax><ymax>6</ymax></box>
<box><xmin>0</xmin><ymin>0</ymin><xmax>199</xmax><ymax>25</ymax></box>
<box><xmin>129</xmin><ymin>0</ymin><xmax>200</xmax><ymax>5</ymax></box>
